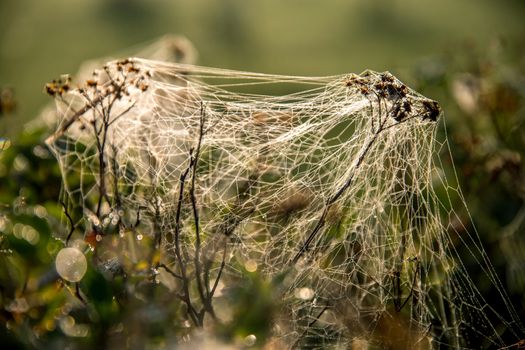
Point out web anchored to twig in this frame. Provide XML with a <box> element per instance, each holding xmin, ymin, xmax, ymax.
<box><xmin>46</xmin><ymin>58</ymin><xmax>524</xmax><ymax>348</ymax></box>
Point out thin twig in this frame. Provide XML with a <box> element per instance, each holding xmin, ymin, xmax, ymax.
<box><xmin>157</xmin><ymin>263</ymin><xmax>183</xmax><ymax>280</ymax></box>
<box><xmin>173</xmin><ymin>156</ymin><xmax>200</xmax><ymax>326</ymax></box>
<box><xmin>107</xmin><ymin>101</ymin><xmax>137</xmax><ymax>128</ymax></box>
<box><xmin>61</xmin><ymin>280</ymin><xmax>87</xmax><ymax>305</ymax></box>
<box><xmin>110</xmin><ymin>145</ymin><xmax>122</xmax><ymax>213</ymax></box>
<box><xmin>210</xmin><ymin>238</ymin><xmax>228</xmax><ymax>298</ymax></box>
<box><xmin>45</xmin><ymin>94</ymin><xmax>105</xmax><ymax>145</ymax></box>
<box><xmin>61</xmin><ymin>201</ymin><xmax>75</xmax><ymax>245</ymax></box>
<box><xmin>75</xmin><ymin>282</ymin><xmax>87</xmax><ymax>304</ymax></box>
<box><xmin>291</xmin><ymin>305</ymin><xmax>330</xmax><ymax>349</ymax></box>
<box><xmin>190</xmin><ymin>103</ymin><xmax>211</xmax><ymax>316</ymax></box>
<box><xmin>396</xmin><ymin>260</ymin><xmax>420</xmax><ymax>312</ymax></box>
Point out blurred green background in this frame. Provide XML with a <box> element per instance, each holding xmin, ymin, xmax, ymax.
<box><xmin>1</xmin><ymin>0</ymin><xmax>525</xmax><ymax>348</ymax></box>
<box><xmin>0</xmin><ymin>0</ymin><xmax>524</xmax><ymax>134</ymax></box>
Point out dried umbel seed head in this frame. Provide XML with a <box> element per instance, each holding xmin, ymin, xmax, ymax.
<box><xmin>372</xmin><ymin>73</ymin><xmax>411</xmax><ymax>101</ymax></box>
<box><xmin>391</xmin><ymin>100</ymin><xmax>411</xmax><ymax>122</ymax></box>
<box><xmin>344</xmin><ymin>71</ymin><xmax>441</xmax><ymax>124</ymax></box>
<box><xmin>420</xmin><ymin>99</ymin><xmax>441</xmax><ymax>122</ymax></box>
<box><xmin>46</xmin><ymin>59</ymin><xmax>151</xmax><ymax>99</ymax></box>
<box><xmin>45</xmin><ymin>75</ymin><xmax>72</xmax><ymax>97</ymax></box>
<box><xmin>346</xmin><ymin>71</ymin><xmax>408</xmax><ymax>99</ymax></box>
<box><xmin>390</xmin><ymin>98</ymin><xmax>441</xmax><ymax>123</ymax></box>
<box><xmin>44</xmin><ymin>59</ymin><xmax>153</xmax><ymax>147</ymax></box>
<box><xmin>345</xmin><ymin>74</ymin><xmax>369</xmax><ymax>87</ymax></box>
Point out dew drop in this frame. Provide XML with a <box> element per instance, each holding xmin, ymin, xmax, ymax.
<box><xmin>243</xmin><ymin>334</ymin><xmax>256</xmax><ymax>347</ymax></box>
<box><xmin>136</xmin><ymin>234</ymin><xmax>143</xmax><ymax>241</ymax></box>
<box><xmin>55</xmin><ymin>247</ymin><xmax>87</xmax><ymax>282</ymax></box>
<box><xmin>294</xmin><ymin>287</ymin><xmax>314</xmax><ymax>300</ymax></box>
<box><xmin>244</xmin><ymin>259</ymin><xmax>258</xmax><ymax>272</ymax></box>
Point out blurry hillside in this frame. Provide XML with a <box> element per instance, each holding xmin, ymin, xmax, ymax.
<box><xmin>1</xmin><ymin>0</ymin><xmax>524</xmax><ymax>135</ymax></box>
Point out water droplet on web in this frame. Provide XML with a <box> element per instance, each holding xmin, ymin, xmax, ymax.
<box><xmin>55</xmin><ymin>247</ymin><xmax>87</xmax><ymax>282</ymax></box>
<box><xmin>136</xmin><ymin>234</ymin><xmax>143</xmax><ymax>241</ymax></box>
<box><xmin>244</xmin><ymin>259</ymin><xmax>258</xmax><ymax>272</ymax></box>
<box><xmin>294</xmin><ymin>287</ymin><xmax>314</xmax><ymax>300</ymax></box>
<box><xmin>243</xmin><ymin>334</ymin><xmax>256</xmax><ymax>347</ymax></box>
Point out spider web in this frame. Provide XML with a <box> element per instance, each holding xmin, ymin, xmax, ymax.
<box><xmin>46</xmin><ymin>58</ymin><xmax>524</xmax><ymax>349</ymax></box>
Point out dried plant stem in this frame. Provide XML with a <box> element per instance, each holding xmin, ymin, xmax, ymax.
<box><xmin>293</xmin><ymin>99</ymin><xmax>388</xmax><ymax>263</ymax></box>
<box><xmin>174</xmin><ymin>161</ymin><xmax>200</xmax><ymax>326</ymax></box>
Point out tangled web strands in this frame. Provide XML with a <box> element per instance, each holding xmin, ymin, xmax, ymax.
<box><xmin>47</xmin><ymin>58</ymin><xmax>523</xmax><ymax>348</ymax></box>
